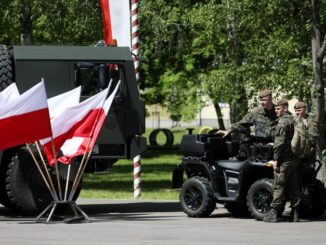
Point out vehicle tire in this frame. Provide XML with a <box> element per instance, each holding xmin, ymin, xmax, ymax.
<box><xmin>6</xmin><ymin>146</ymin><xmax>82</xmax><ymax>215</ymax></box>
<box><xmin>224</xmin><ymin>202</ymin><xmax>250</xmax><ymax>217</ymax></box>
<box><xmin>179</xmin><ymin>176</ymin><xmax>216</xmax><ymax>217</ymax></box>
<box><xmin>149</xmin><ymin>128</ymin><xmax>174</xmax><ymax>147</ymax></box>
<box><xmin>0</xmin><ymin>149</ymin><xmax>17</xmax><ymax>209</ymax></box>
<box><xmin>299</xmin><ymin>180</ymin><xmax>326</xmax><ymax>219</ymax></box>
<box><xmin>0</xmin><ymin>45</ymin><xmax>14</xmax><ymax>90</ymax></box>
<box><xmin>246</xmin><ymin>178</ymin><xmax>273</xmax><ymax>220</ymax></box>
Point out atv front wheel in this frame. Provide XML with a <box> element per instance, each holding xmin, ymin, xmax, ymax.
<box><xmin>247</xmin><ymin>178</ymin><xmax>273</xmax><ymax>220</ymax></box>
<box><xmin>180</xmin><ymin>176</ymin><xmax>216</xmax><ymax>217</ymax></box>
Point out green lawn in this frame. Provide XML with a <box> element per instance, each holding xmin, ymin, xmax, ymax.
<box><xmin>80</xmin><ymin>128</ymin><xmax>197</xmax><ymax>200</ymax></box>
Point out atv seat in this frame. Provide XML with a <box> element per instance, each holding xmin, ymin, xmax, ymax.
<box><xmin>217</xmin><ymin>160</ymin><xmax>246</xmax><ymax>172</ymax></box>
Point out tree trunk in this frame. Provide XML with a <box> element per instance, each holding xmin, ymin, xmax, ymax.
<box><xmin>20</xmin><ymin>0</ymin><xmax>33</xmax><ymax>45</ymax></box>
<box><xmin>213</xmin><ymin>102</ymin><xmax>226</xmax><ymax>130</ymax></box>
<box><xmin>311</xmin><ymin>0</ymin><xmax>326</xmax><ymax>183</ymax></box>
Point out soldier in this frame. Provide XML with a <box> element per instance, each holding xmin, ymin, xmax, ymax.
<box><xmin>293</xmin><ymin>101</ymin><xmax>318</xmax><ymax>154</ymax></box>
<box><xmin>264</xmin><ymin>99</ymin><xmax>300</xmax><ymax>223</ymax></box>
<box><xmin>218</xmin><ymin>89</ymin><xmax>277</xmax><ymax>138</ymax></box>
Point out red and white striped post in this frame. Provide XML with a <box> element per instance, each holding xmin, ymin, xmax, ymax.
<box><xmin>131</xmin><ymin>0</ymin><xmax>141</xmax><ymax>198</ymax></box>
<box><xmin>131</xmin><ymin>0</ymin><xmax>140</xmax><ymax>81</ymax></box>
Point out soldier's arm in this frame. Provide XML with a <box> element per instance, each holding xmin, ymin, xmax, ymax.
<box><xmin>230</xmin><ymin>112</ymin><xmax>254</xmax><ymax>133</ymax></box>
<box><xmin>273</xmin><ymin>120</ymin><xmax>287</xmax><ymax>164</ymax></box>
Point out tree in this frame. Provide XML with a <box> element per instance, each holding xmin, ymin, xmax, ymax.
<box><xmin>311</xmin><ymin>0</ymin><xmax>326</xmax><ymax>181</ymax></box>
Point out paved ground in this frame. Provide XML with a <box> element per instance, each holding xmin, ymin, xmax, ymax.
<box><xmin>0</xmin><ymin>199</ymin><xmax>325</xmax><ymax>245</ymax></box>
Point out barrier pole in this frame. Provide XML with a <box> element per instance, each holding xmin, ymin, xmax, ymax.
<box><xmin>133</xmin><ymin>155</ymin><xmax>141</xmax><ymax>198</ymax></box>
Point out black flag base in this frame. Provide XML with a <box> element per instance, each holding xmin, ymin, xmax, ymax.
<box><xmin>35</xmin><ymin>200</ymin><xmax>91</xmax><ymax>224</ymax></box>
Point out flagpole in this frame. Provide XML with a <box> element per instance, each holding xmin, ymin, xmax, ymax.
<box><xmin>34</xmin><ymin>142</ymin><xmax>60</xmax><ymax>201</ymax></box>
<box><xmin>26</xmin><ymin>144</ymin><xmax>58</xmax><ymax>202</ymax></box>
<box><xmin>64</xmin><ymin>164</ymin><xmax>71</xmax><ymax>201</ymax></box>
<box><xmin>50</xmin><ymin>139</ymin><xmax>63</xmax><ymax>200</ymax></box>
<box><xmin>68</xmin><ymin>140</ymin><xmax>92</xmax><ymax>201</ymax></box>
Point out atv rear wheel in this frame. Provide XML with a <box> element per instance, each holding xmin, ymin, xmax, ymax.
<box><xmin>247</xmin><ymin>178</ymin><xmax>273</xmax><ymax>220</ymax></box>
<box><xmin>180</xmin><ymin>176</ymin><xmax>216</xmax><ymax>217</ymax></box>
<box><xmin>0</xmin><ymin>45</ymin><xmax>14</xmax><ymax>90</ymax></box>
<box><xmin>299</xmin><ymin>180</ymin><xmax>326</xmax><ymax>219</ymax></box>
<box><xmin>6</xmin><ymin>146</ymin><xmax>82</xmax><ymax>215</ymax></box>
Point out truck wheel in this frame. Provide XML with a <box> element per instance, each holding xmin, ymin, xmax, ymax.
<box><xmin>224</xmin><ymin>202</ymin><xmax>250</xmax><ymax>217</ymax></box>
<box><xmin>299</xmin><ymin>180</ymin><xmax>326</xmax><ymax>219</ymax></box>
<box><xmin>0</xmin><ymin>149</ymin><xmax>17</xmax><ymax>208</ymax></box>
<box><xmin>180</xmin><ymin>176</ymin><xmax>216</xmax><ymax>217</ymax></box>
<box><xmin>246</xmin><ymin>178</ymin><xmax>273</xmax><ymax>220</ymax></box>
<box><xmin>6</xmin><ymin>146</ymin><xmax>81</xmax><ymax>215</ymax></box>
<box><xmin>0</xmin><ymin>45</ymin><xmax>14</xmax><ymax>90</ymax></box>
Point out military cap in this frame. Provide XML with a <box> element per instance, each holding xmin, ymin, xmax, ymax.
<box><xmin>275</xmin><ymin>99</ymin><xmax>288</xmax><ymax>107</ymax></box>
<box><xmin>258</xmin><ymin>89</ymin><xmax>272</xmax><ymax>98</ymax></box>
<box><xmin>294</xmin><ymin>101</ymin><xmax>307</xmax><ymax>109</ymax></box>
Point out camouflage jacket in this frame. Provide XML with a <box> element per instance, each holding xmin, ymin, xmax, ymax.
<box><xmin>273</xmin><ymin>113</ymin><xmax>294</xmax><ymax>164</ymax></box>
<box><xmin>230</xmin><ymin>106</ymin><xmax>277</xmax><ymax>138</ymax></box>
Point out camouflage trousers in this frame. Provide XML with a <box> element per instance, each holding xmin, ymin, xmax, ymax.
<box><xmin>270</xmin><ymin>160</ymin><xmax>301</xmax><ymax>211</ymax></box>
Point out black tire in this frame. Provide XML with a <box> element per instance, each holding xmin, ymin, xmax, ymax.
<box><xmin>179</xmin><ymin>176</ymin><xmax>216</xmax><ymax>217</ymax></box>
<box><xmin>149</xmin><ymin>128</ymin><xmax>174</xmax><ymax>147</ymax></box>
<box><xmin>299</xmin><ymin>180</ymin><xmax>326</xmax><ymax>219</ymax></box>
<box><xmin>0</xmin><ymin>149</ymin><xmax>17</xmax><ymax>209</ymax></box>
<box><xmin>225</xmin><ymin>202</ymin><xmax>250</xmax><ymax>217</ymax></box>
<box><xmin>0</xmin><ymin>45</ymin><xmax>14</xmax><ymax>90</ymax></box>
<box><xmin>246</xmin><ymin>178</ymin><xmax>273</xmax><ymax>220</ymax></box>
<box><xmin>6</xmin><ymin>146</ymin><xmax>82</xmax><ymax>215</ymax></box>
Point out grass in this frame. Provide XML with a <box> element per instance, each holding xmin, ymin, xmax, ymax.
<box><xmin>80</xmin><ymin>127</ymin><xmax>198</xmax><ymax>200</ymax></box>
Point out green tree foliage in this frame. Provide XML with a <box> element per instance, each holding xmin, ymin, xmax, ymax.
<box><xmin>0</xmin><ymin>0</ymin><xmax>102</xmax><ymax>45</ymax></box>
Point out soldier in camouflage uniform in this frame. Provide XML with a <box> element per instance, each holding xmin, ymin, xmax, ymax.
<box><xmin>264</xmin><ymin>99</ymin><xmax>300</xmax><ymax>223</ymax></box>
<box><xmin>219</xmin><ymin>89</ymin><xmax>277</xmax><ymax>139</ymax></box>
<box><xmin>294</xmin><ymin>101</ymin><xmax>319</xmax><ymax>163</ymax></box>
<box><xmin>218</xmin><ymin>89</ymin><xmax>276</xmax><ymax>159</ymax></box>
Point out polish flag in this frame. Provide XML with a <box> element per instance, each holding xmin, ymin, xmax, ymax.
<box><xmin>40</xmin><ymin>87</ymin><xmax>110</xmax><ymax>165</ymax></box>
<box><xmin>47</xmin><ymin>86</ymin><xmax>81</xmax><ymax>119</ymax></box>
<box><xmin>58</xmin><ymin>81</ymin><xmax>120</xmax><ymax>164</ymax></box>
<box><xmin>0</xmin><ymin>83</ymin><xmax>20</xmax><ymax>102</ymax></box>
<box><xmin>99</xmin><ymin>0</ymin><xmax>131</xmax><ymax>47</ymax></box>
<box><xmin>0</xmin><ymin>81</ymin><xmax>52</xmax><ymax>150</ymax></box>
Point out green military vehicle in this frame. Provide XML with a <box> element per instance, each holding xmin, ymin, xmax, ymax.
<box><xmin>0</xmin><ymin>44</ymin><xmax>146</xmax><ymax>214</ymax></box>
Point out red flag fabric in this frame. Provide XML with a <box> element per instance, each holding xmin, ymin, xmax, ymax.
<box><xmin>0</xmin><ymin>81</ymin><xmax>52</xmax><ymax>150</ymax></box>
<box><xmin>99</xmin><ymin>0</ymin><xmax>131</xmax><ymax>47</ymax></box>
<box><xmin>58</xmin><ymin>81</ymin><xmax>120</xmax><ymax>164</ymax></box>
<box><xmin>40</xmin><ymin>87</ymin><xmax>109</xmax><ymax>165</ymax></box>
<box><xmin>0</xmin><ymin>83</ymin><xmax>20</xmax><ymax>102</ymax></box>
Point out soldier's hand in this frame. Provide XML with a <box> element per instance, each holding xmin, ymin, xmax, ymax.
<box><xmin>217</xmin><ymin>130</ymin><xmax>230</xmax><ymax>138</ymax></box>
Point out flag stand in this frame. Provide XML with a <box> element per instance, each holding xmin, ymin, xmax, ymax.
<box><xmin>35</xmin><ymin>200</ymin><xmax>90</xmax><ymax>224</ymax></box>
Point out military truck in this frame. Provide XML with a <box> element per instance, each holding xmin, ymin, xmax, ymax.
<box><xmin>0</xmin><ymin>44</ymin><xmax>146</xmax><ymax>214</ymax></box>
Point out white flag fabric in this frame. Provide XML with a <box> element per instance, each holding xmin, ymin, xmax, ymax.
<box><xmin>0</xmin><ymin>81</ymin><xmax>52</xmax><ymax>150</ymax></box>
<box><xmin>58</xmin><ymin>81</ymin><xmax>120</xmax><ymax>164</ymax></box>
<box><xmin>40</xmin><ymin>87</ymin><xmax>110</xmax><ymax>165</ymax></box>
<box><xmin>100</xmin><ymin>0</ymin><xmax>131</xmax><ymax>48</ymax></box>
<box><xmin>47</xmin><ymin>86</ymin><xmax>81</xmax><ymax>118</ymax></box>
<box><xmin>0</xmin><ymin>83</ymin><xmax>20</xmax><ymax>102</ymax></box>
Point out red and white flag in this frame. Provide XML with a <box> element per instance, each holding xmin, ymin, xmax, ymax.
<box><xmin>99</xmin><ymin>0</ymin><xmax>131</xmax><ymax>47</ymax></box>
<box><xmin>47</xmin><ymin>86</ymin><xmax>81</xmax><ymax>119</ymax></box>
<box><xmin>0</xmin><ymin>83</ymin><xmax>20</xmax><ymax>102</ymax></box>
<box><xmin>58</xmin><ymin>81</ymin><xmax>121</xmax><ymax>164</ymax></box>
<box><xmin>40</xmin><ymin>87</ymin><xmax>110</xmax><ymax>165</ymax></box>
<box><xmin>0</xmin><ymin>81</ymin><xmax>52</xmax><ymax>150</ymax></box>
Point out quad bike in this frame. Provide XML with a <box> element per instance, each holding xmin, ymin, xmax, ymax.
<box><xmin>172</xmin><ymin>131</ymin><xmax>326</xmax><ymax>220</ymax></box>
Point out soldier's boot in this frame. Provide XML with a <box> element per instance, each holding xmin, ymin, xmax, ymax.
<box><xmin>290</xmin><ymin>209</ymin><xmax>300</xmax><ymax>222</ymax></box>
<box><xmin>263</xmin><ymin>208</ymin><xmax>278</xmax><ymax>223</ymax></box>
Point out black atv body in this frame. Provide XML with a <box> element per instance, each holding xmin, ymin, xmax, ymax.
<box><xmin>173</xmin><ymin>133</ymin><xmax>326</xmax><ymax>220</ymax></box>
